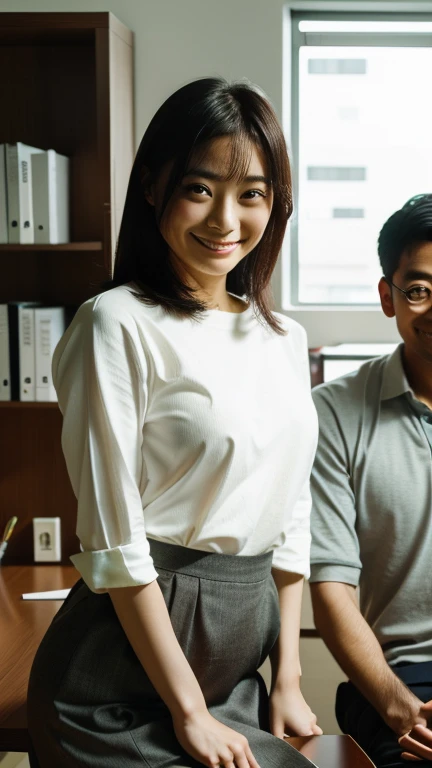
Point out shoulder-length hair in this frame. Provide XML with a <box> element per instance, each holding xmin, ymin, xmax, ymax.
<box><xmin>107</xmin><ymin>77</ymin><xmax>293</xmax><ymax>334</ymax></box>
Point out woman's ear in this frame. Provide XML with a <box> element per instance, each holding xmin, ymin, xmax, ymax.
<box><xmin>141</xmin><ymin>166</ymin><xmax>155</xmax><ymax>206</ymax></box>
<box><xmin>378</xmin><ymin>277</ymin><xmax>395</xmax><ymax>318</ymax></box>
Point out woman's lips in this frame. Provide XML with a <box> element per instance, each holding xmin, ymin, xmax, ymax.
<box><xmin>191</xmin><ymin>233</ymin><xmax>242</xmax><ymax>254</ymax></box>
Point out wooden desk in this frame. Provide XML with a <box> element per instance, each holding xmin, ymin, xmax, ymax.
<box><xmin>0</xmin><ymin>565</ymin><xmax>78</xmax><ymax>751</ymax></box>
<box><xmin>286</xmin><ymin>735</ymin><xmax>376</xmax><ymax>767</ymax></box>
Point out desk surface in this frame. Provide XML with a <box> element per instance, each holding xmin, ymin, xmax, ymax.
<box><xmin>0</xmin><ymin>564</ymin><xmax>78</xmax><ymax>751</ymax></box>
<box><xmin>0</xmin><ymin>567</ymin><xmax>373</xmax><ymax>766</ymax></box>
<box><xmin>286</xmin><ymin>735</ymin><xmax>375</xmax><ymax>767</ymax></box>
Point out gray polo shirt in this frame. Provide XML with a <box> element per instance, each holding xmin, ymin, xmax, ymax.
<box><xmin>310</xmin><ymin>345</ymin><xmax>432</xmax><ymax>666</ymax></box>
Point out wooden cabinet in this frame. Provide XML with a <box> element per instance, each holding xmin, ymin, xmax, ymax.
<box><xmin>0</xmin><ymin>12</ymin><xmax>134</xmax><ymax>564</ymax></box>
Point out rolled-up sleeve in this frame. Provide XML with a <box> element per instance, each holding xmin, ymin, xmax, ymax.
<box><xmin>272</xmin><ymin>324</ymin><xmax>317</xmax><ymax>578</ymax></box>
<box><xmin>271</xmin><ymin>478</ymin><xmax>313</xmax><ymax>578</ymax></box>
<box><xmin>52</xmin><ymin>295</ymin><xmax>158</xmax><ymax>592</ymax></box>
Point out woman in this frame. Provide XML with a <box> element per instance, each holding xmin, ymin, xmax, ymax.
<box><xmin>27</xmin><ymin>77</ymin><xmax>321</xmax><ymax>768</ymax></box>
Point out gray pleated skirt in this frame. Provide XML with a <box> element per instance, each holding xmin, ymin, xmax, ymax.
<box><xmin>27</xmin><ymin>540</ymin><xmax>315</xmax><ymax>768</ymax></box>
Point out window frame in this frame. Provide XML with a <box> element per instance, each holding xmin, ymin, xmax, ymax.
<box><xmin>276</xmin><ymin>4</ymin><xmax>432</xmax><ymax>346</ymax></box>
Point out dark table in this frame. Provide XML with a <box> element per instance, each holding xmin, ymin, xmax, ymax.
<box><xmin>0</xmin><ymin>564</ymin><xmax>78</xmax><ymax>751</ymax></box>
<box><xmin>286</xmin><ymin>735</ymin><xmax>376</xmax><ymax>767</ymax></box>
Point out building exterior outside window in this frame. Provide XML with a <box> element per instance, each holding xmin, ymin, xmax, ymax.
<box><xmin>289</xmin><ymin>17</ymin><xmax>432</xmax><ymax>306</ymax></box>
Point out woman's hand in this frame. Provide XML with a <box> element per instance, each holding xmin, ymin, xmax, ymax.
<box><xmin>173</xmin><ymin>708</ymin><xmax>261</xmax><ymax>768</ymax></box>
<box><xmin>269</xmin><ymin>683</ymin><xmax>323</xmax><ymax>739</ymax></box>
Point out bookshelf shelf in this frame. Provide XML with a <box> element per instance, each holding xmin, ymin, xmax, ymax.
<box><xmin>0</xmin><ymin>242</ymin><xmax>103</xmax><ymax>252</ymax></box>
<box><xmin>0</xmin><ymin>401</ymin><xmax>59</xmax><ymax>409</ymax></box>
<box><xmin>0</xmin><ymin>12</ymin><xmax>134</xmax><ymax>565</ymax></box>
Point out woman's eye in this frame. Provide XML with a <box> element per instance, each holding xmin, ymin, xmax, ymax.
<box><xmin>186</xmin><ymin>183</ymin><xmax>210</xmax><ymax>196</ymax></box>
<box><xmin>242</xmin><ymin>189</ymin><xmax>266</xmax><ymax>200</ymax></box>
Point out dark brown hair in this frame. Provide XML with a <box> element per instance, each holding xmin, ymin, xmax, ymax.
<box><xmin>107</xmin><ymin>77</ymin><xmax>293</xmax><ymax>333</ymax></box>
<box><xmin>378</xmin><ymin>193</ymin><xmax>432</xmax><ymax>280</ymax></box>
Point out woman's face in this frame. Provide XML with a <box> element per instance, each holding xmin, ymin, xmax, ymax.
<box><xmin>149</xmin><ymin>136</ymin><xmax>273</xmax><ymax>284</ymax></box>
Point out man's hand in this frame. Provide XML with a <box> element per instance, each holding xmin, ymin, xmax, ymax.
<box><xmin>311</xmin><ymin>582</ymin><xmax>432</xmax><ymax>762</ymax></box>
<box><xmin>398</xmin><ymin>700</ymin><xmax>432</xmax><ymax>762</ymax></box>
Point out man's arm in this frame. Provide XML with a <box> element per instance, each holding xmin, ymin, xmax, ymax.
<box><xmin>311</xmin><ymin>581</ymin><xmax>432</xmax><ymax>760</ymax></box>
<box><xmin>310</xmin><ymin>381</ymin><xmax>432</xmax><ymax>760</ymax></box>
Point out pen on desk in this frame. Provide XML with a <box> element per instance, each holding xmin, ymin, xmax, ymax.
<box><xmin>0</xmin><ymin>516</ymin><xmax>18</xmax><ymax>563</ymax></box>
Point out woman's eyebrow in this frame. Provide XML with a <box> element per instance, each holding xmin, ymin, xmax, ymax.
<box><xmin>183</xmin><ymin>167</ymin><xmax>271</xmax><ymax>184</ymax></box>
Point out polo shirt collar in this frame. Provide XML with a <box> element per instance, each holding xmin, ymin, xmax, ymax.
<box><xmin>381</xmin><ymin>343</ymin><xmax>410</xmax><ymax>401</ymax></box>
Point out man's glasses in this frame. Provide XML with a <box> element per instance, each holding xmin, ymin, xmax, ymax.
<box><xmin>388</xmin><ymin>280</ymin><xmax>432</xmax><ymax>309</ymax></box>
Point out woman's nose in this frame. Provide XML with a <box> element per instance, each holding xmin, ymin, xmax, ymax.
<box><xmin>206</xmin><ymin>198</ymin><xmax>237</xmax><ymax>234</ymax></box>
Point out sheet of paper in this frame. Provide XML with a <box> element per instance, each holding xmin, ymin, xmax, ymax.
<box><xmin>21</xmin><ymin>588</ymin><xmax>71</xmax><ymax>600</ymax></box>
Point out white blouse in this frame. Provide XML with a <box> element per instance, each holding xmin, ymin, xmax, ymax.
<box><xmin>53</xmin><ymin>284</ymin><xmax>318</xmax><ymax>592</ymax></box>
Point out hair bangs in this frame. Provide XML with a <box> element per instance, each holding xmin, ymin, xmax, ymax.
<box><xmin>222</xmin><ymin>131</ymin><xmax>256</xmax><ymax>183</ymax></box>
<box><xmin>183</xmin><ymin>127</ymin><xmax>262</xmax><ymax>185</ymax></box>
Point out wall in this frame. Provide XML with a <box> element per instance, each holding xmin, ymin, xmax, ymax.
<box><xmin>0</xmin><ymin>0</ymin><xmax>285</xmax><ymax>143</ymax></box>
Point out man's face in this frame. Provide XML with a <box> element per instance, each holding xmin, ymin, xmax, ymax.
<box><xmin>379</xmin><ymin>241</ymin><xmax>432</xmax><ymax>364</ymax></box>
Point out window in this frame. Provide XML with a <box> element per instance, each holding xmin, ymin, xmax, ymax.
<box><xmin>333</xmin><ymin>208</ymin><xmax>365</xmax><ymax>219</ymax></box>
<box><xmin>308</xmin><ymin>58</ymin><xmax>367</xmax><ymax>75</ymax></box>
<box><xmin>288</xmin><ymin>14</ymin><xmax>432</xmax><ymax>307</ymax></box>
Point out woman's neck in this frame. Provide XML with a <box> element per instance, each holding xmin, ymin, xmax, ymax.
<box><xmin>170</xmin><ymin>255</ymin><xmax>247</xmax><ymax>313</ymax></box>
<box><xmin>205</xmin><ymin>291</ymin><xmax>247</xmax><ymax>313</ymax></box>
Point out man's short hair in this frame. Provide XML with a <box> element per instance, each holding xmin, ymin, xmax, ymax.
<box><xmin>378</xmin><ymin>193</ymin><xmax>432</xmax><ymax>280</ymax></box>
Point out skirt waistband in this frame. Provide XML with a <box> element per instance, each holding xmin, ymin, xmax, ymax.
<box><xmin>148</xmin><ymin>538</ymin><xmax>273</xmax><ymax>583</ymax></box>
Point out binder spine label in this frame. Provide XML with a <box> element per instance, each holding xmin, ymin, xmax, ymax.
<box><xmin>0</xmin><ymin>304</ymin><xmax>11</xmax><ymax>401</ymax></box>
<box><xmin>20</xmin><ymin>307</ymin><xmax>36</xmax><ymax>401</ymax></box>
<box><xmin>6</xmin><ymin>144</ymin><xmax>19</xmax><ymax>243</ymax></box>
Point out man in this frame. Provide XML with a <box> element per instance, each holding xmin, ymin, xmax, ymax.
<box><xmin>310</xmin><ymin>194</ymin><xmax>432</xmax><ymax>767</ymax></box>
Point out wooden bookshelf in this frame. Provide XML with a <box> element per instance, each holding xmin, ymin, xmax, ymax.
<box><xmin>0</xmin><ymin>12</ymin><xmax>134</xmax><ymax>564</ymax></box>
<box><xmin>0</xmin><ymin>402</ymin><xmax>59</xmax><ymax>409</ymax></box>
<box><xmin>0</xmin><ymin>242</ymin><xmax>103</xmax><ymax>252</ymax></box>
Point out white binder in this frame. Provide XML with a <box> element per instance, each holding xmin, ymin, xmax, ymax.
<box><xmin>6</xmin><ymin>142</ymin><xmax>44</xmax><ymax>244</ymax></box>
<box><xmin>0</xmin><ymin>304</ymin><xmax>11</xmax><ymax>401</ymax></box>
<box><xmin>19</xmin><ymin>305</ymin><xmax>38</xmax><ymax>401</ymax></box>
<box><xmin>32</xmin><ymin>150</ymin><xmax>70</xmax><ymax>244</ymax></box>
<box><xmin>35</xmin><ymin>307</ymin><xmax>66</xmax><ymax>401</ymax></box>
<box><xmin>0</xmin><ymin>144</ymin><xmax>7</xmax><ymax>243</ymax></box>
<box><xmin>7</xmin><ymin>302</ymin><xmax>41</xmax><ymax>401</ymax></box>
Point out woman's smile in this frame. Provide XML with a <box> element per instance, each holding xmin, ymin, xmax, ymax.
<box><xmin>190</xmin><ymin>233</ymin><xmax>243</xmax><ymax>254</ymax></box>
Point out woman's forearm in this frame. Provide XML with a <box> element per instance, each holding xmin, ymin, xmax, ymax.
<box><xmin>269</xmin><ymin>568</ymin><xmax>304</xmax><ymax>689</ymax></box>
<box><xmin>268</xmin><ymin>569</ymin><xmax>322</xmax><ymax>737</ymax></box>
<box><xmin>109</xmin><ymin>579</ymin><xmax>206</xmax><ymax>720</ymax></box>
